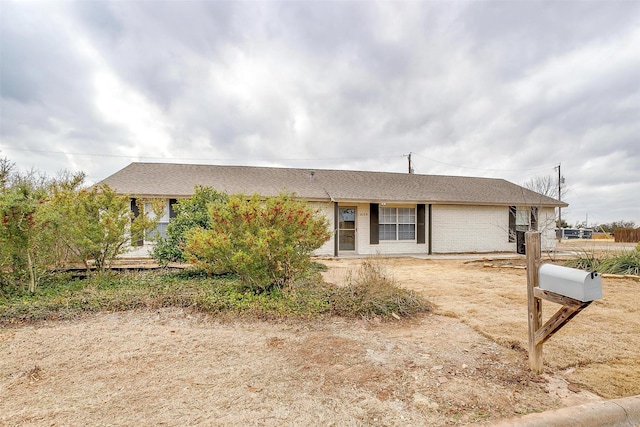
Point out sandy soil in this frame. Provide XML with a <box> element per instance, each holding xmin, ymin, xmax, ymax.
<box><xmin>2</xmin><ymin>246</ymin><xmax>638</xmax><ymax>426</ymax></box>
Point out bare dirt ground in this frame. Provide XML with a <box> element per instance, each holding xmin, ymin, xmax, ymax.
<box><xmin>1</xmin><ymin>241</ymin><xmax>638</xmax><ymax>426</ymax></box>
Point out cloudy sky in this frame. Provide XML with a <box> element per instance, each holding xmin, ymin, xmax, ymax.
<box><xmin>1</xmin><ymin>0</ymin><xmax>638</xmax><ymax>226</ymax></box>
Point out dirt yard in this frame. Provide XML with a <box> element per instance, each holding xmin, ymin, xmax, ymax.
<box><xmin>1</xmin><ymin>244</ymin><xmax>638</xmax><ymax>426</ymax></box>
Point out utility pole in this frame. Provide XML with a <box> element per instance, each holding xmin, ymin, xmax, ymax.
<box><xmin>406</xmin><ymin>153</ymin><xmax>414</xmax><ymax>174</ymax></box>
<box><xmin>555</xmin><ymin>164</ymin><xmax>566</xmax><ymax>240</ymax></box>
<box><xmin>556</xmin><ymin>163</ymin><xmax>563</xmax><ymax>230</ymax></box>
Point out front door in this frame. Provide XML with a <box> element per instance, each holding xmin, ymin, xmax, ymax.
<box><xmin>338</xmin><ymin>207</ymin><xmax>356</xmax><ymax>252</ymax></box>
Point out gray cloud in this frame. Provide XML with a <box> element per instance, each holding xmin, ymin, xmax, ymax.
<box><xmin>1</xmin><ymin>0</ymin><xmax>638</xmax><ymax>225</ymax></box>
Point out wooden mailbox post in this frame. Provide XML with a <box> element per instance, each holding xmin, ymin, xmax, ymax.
<box><xmin>525</xmin><ymin>231</ymin><xmax>601</xmax><ymax>373</ymax></box>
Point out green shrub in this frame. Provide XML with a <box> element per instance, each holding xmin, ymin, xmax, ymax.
<box><xmin>0</xmin><ymin>178</ymin><xmax>55</xmax><ymax>292</ymax></box>
<box><xmin>185</xmin><ymin>193</ymin><xmax>331</xmax><ymax>292</ymax></box>
<box><xmin>1</xmin><ymin>264</ymin><xmax>432</xmax><ymax>324</ymax></box>
<box><xmin>565</xmin><ymin>247</ymin><xmax>640</xmax><ymax>275</ymax></box>
<box><xmin>45</xmin><ymin>183</ymin><xmax>163</xmax><ymax>271</ymax></box>
<box><xmin>597</xmin><ymin>250</ymin><xmax>640</xmax><ymax>275</ymax></box>
<box><xmin>564</xmin><ymin>250</ymin><xmax>600</xmax><ymax>271</ymax></box>
<box><xmin>151</xmin><ymin>187</ymin><xmax>228</xmax><ymax>265</ymax></box>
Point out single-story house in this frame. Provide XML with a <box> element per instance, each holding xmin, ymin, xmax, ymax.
<box><xmin>100</xmin><ymin>162</ymin><xmax>567</xmax><ymax>257</ymax></box>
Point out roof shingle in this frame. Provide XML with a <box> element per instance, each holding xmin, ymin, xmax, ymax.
<box><xmin>100</xmin><ymin>162</ymin><xmax>567</xmax><ymax>207</ymax></box>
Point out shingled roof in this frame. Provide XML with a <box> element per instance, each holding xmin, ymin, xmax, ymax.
<box><xmin>100</xmin><ymin>162</ymin><xmax>567</xmax><ymax>207</ymax></box>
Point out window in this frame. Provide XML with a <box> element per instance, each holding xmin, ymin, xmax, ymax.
<box><xmin>145</xmin><ymin>202</ymin><xmax>170</xmax><ymax>240</ymax></box>
<box><xmin>379</xmin><ymin>207</ymin><xmax>415</xmax><ymax>241</ymax></box>
<box><xmin>516</xmin><ymin>209</ymin><xmax>530</xmax><ymax>227</ymax></box>
<box><xmin>509</xmin><ymin>206</ymin><xmax>537</xmax><ymax>243</ymax></box>
<box><xmin>509</xmin><ymin>206</ymin><xmax>516</xmax><ymax>242</ymax></box>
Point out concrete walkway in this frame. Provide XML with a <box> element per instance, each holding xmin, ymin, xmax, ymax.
<box><xmin>486</xmin><ymin>395</ymin><xmax>640</xmax><ymax>427</ymax></box>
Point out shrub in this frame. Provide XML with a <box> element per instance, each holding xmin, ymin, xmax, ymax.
<box><xmin>330</xmin><ymin>259</ymin><xmax>431</xmax><ymax>318</ymax></box>
<box><xmin>45</xmin><ymin>183</ymin><xmax>163</xmax><ymax>271</ymax></box>
<box><xmin>564</xmin><ymin>250</ymin><xmax>599</xmax><ymax>271</ymax></box>
<box><xmin>185</xmin><ymin>193</ymin><xmax>331</xmax><ymax>292</ymax></box>
<box><xmin>151</xmin><ymin>186</ymin><xmax>228</xmax><ymax>265</ymax></box>
<box><xmin>0</xmin><ymin>177</ymin><xmax>55</xmax><ymax>292</ymax></box>
<box><xmin>565</xmin><ymin>246</ymin><xmax>640</xmax><ymax>275</ymax></box>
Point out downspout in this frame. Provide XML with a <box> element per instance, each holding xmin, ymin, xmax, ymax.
<box><xmin>428</xmin><ymin>204</ymin><xmax>433</xmax><ymax>255</ymax></box>
<box><xmin>325</xmin><ymin>190</ymin><xmax>339</xmax><ymax>257</ymax></box>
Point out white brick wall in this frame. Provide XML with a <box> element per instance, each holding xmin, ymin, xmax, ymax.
<box><xmin>311</xmin><ymin>201</ymin><xmax>336</xmax><ymax>256</ymax></box>
<box><xmin>538</xmin><ymin>207</ymin><xmax>557</xmax><ymax>251</ymax></box>
<box><xmin>129</xmin><ymin>200</ymin><xmax>557</xmax><ymax>258</ymax></box>
<box><xmin>431</xmin><ymin>205</ymin><xmax>514</xmax><ymax>253</ymax></box>
<box><xmin>341</xmin><ymin>203</ymin><xmax>429</xmax><ymax>256</ymax></box>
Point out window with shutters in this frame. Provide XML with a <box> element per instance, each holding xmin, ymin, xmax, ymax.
<box><xmin>379</xmin><ymin>207</ymin><xmax>416</xmax><ymax>241</ymax></box>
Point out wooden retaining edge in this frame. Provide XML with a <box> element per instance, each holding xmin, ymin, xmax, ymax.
<box><xmin>482</xmin><ymin>263</ymin><xmax>527</xmax><ymax>269</ymax></box>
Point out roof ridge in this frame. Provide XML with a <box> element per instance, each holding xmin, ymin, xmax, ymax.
<box><xmin>127</xmin><ymin>161</ymin><xmax>510</xmax><ymax>181</ymax></box>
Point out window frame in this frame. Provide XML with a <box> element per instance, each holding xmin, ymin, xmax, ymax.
<box><xmin>145</xmin><ymin>201</ymin><xmax>170</xmax><ymax>240</ymax></box>
<box><xmin>379</xmin><ymin>206</ymin><xmax>416</xmax><ymax>241</ymax></box>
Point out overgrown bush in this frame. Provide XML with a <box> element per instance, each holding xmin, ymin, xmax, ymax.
<box><xmin>330</xmin><ymin>260</ymin><xmax>431</xmax><ymax>317</ymax></box>
<box><xmin>185</xmin><ymin>193</ymin><xmax>331</xmax><ymax>292</ymax></box>
<box><xmin>1</xmin><ymin>156</ymin><xmax>163</xmax><ymax>293</ymax></box>
<box><xmin>0</xmin><ymin>172</ymin><xmax>56</xmax><ymax>292</ymax></box>
<box><xmin>0</xmin><ymin>263</ymin><xmax>431</xmax><ymax>324</ymax></box>
<box><xmin>151</xmin><ymin>186</ymin><xmax>228</xmax><ymax>265</ymax></box>
<box><xmin>44</xmin><ymin>182</ymin><xmax>163</xmax><ymax>271</ymax></box>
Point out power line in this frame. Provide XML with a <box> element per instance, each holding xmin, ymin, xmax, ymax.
<box><xmin>2</xmin><ymin>145</ymin><xmax>557</xmax><ymax>174</ymax></box>
<box><xmin>0</xmin><ymin>146</ymin><xmax>397</xmax><ymax>163</ymax></box>
<box><xmin>412</xmin><ymin>152</ymin><xmax>556</xmax><ymax>172</ymax></box>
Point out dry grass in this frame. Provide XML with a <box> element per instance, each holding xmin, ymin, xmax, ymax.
<box><xmin>0</xmin><ymin>309</ymin><xmax>559</xmax><ymax>426</ymax></box>
<box><xmin>338</xmin><ymin>255</ymin><xmax>640</xmax><ymax>399</ymax></box>
<box><xmin>2</xmin><ymin>248</ymin><xmax>637</xmax><ymax>426</ymax></box>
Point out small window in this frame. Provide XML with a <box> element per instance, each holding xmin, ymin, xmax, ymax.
<box><xmin>145</xmin><ymin>202</ymin><xmax>170</xmax><ymax>239</ymax></box>
<box><xmin>516</xmin><ymin>209</ymin><xmax>530</xmax><ymax>226</ymax></box>
<box><xmin>379</xmin><ymin>207</ymin><xmax>416</xmax><ymax>241</ymax></box>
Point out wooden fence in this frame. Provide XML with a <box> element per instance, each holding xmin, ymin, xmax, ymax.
<box><xmin>614</xmin><ymin>228</ymin><xmax>640</xmax><ymax>243</ymax></box>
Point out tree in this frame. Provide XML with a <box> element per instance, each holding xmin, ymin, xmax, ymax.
<box><xmin>0</xmin><ymin>156</ymin><xmax>15</xmax><ymax>190</ymax></box>
<box><xmin>597</xmin><ymin>220</ymin><xmax>636</xmax><ymax>233</ymax></box>
<box><xmin>151</xmin><ymin>186</ymin><xmax>228</xmax><ymax>266</ymax></box>
<box><xmin>0</xmin><ymin>164</ymin><xmax>55</xmax><ymax>292</ymax></box>
<box><xmin>523</xmin><ymin>174</ymin><xmax>569</xmax><ymax>230</ymax></box>
<box><xmin>185</xmin><ymin>193</ymin><xmax>331</xmax><ymax>292</ymax></box>
<box><xmin>523</xmin><ymin>175</ymin><xmax>560</xmax><ymax>199</ymax></box>
<box><xmin>45</xmin><ymin>182</ymin><xmax>164</xmax><ymax>271</ymax></box>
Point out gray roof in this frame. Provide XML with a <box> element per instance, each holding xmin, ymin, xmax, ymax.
<box><xmin>100</xmin><ymin>162</ymin><xmax>567</xmax><ymax>207</ymax></box>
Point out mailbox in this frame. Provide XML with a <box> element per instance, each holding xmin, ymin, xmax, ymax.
<box><xmin>538</xmin><ymin>263</ymin><xmax>602</xmax><ymax>302</ymax></box>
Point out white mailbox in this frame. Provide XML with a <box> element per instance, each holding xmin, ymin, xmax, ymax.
<box><xmin>538</xmin><ymin>263</ymin><xmax>602</xmax><ymax>302</ymax></box>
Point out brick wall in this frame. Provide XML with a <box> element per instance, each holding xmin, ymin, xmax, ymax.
<box><xmin>431</xmin><ymin>205</ymin><xmax>514</xmax><ymax>253</ymax></box>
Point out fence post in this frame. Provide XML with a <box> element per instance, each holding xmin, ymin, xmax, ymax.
<box><xmin>526</xmin><ymin>231</ymin><xmax>543</xmax><ymax>373</ymax></box>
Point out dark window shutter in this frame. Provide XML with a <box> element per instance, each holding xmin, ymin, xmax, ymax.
<box><xmin>428</xmin><ymin>204</ymin><xmax>432</xmax><ymax>254</ymax></box>
<box><xmin>417</xmin><ymin>204</ymin><xmax>426</xmax><ymax>244</ymax></box>
<box><xmin>169</xmin><ymin>199</ymin><xmax>177</xmax><ymax>219</ymax></box>
<box><xmin>333</xmin><ymin>203</ymin><xmax>339</xmax><ymax>257</ymax></box>
<box><xmin>370</xmin><ymin>203</ymin><xmax>379</xmax><ymax>245</ymax></box>
<box><xmin>509</xmin><ymin>206</ymin><xmax>516</xmax><ymax>243</ymax></box>
<box><xmin>530</xmin><ymin>207</ymin><xmax>538</xmax><ymax>231</ymax></box>
<box><xmin>130</xmin><ymin>198</ymin><xmax>143</xmax><ymax>247</ymax></box>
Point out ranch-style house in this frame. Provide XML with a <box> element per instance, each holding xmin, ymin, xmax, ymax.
<box><xmin>101</xmin><ymin>162</ymin><xmax>567</xmax><ymax>257</ymax></box>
